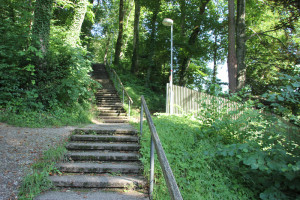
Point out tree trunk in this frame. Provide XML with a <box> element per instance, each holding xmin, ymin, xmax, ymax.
<box><xmin>114</xmin><ymin>0</ymin><xmax>125</xmax><ymax>66</ymax></box>
<box><xmin>179</xmin><ymin>0</ymin><xmax>186</xmax><ymax>38</ymax></box>
<box><xmin>66</xmin><ymin>0</ymin><xmax>88</xmax><ymax>47</ymax></box>
<box><xmin>131</xmin><ymin>0</ymin><xmax>140</xmax><ymax>73</ymax></box>
<box><xmin>145</xmin><ymin>4</ymin><xmax>159</xmax><ymax>87</ymax></box>
<box><xmin>227</xmin><ymin>0</ymin><xmax>237</xmax><ymax>93</ymax></box>
<box><xmin>212</xmin><ymin>33</ymin><xmax>218</xmax><ymax>85</ymax></box>
<box><xmin>103</xmin><ymin>34</ymin><xmax>111</xmax><ymax>65</ymax></box>
<box><xmin>32</xmin><ymin>0</ymin><xmax>53</xmax><ymax>67</ymax></box>
<box><xmin>32</xmin><ymin>0</ymin><xmax>53</xmax><ymax>56</ymax></box>
<box><xmin>178</xmin><ymin>0</ymin><xmax>210</xmax><ymax>86</ymax></box>
<box><xmin>120</xmin><ymin>0</ymin><xmax>134</xmax><ymax>59</ymax></box>
<box><xmin>236</xmin><ymin>0</ymin><xmax>246</xmax><ymax>91</ymax></box>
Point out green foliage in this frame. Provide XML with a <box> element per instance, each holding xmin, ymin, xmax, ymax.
<box><xmin>261</xmin><ymin>72</ymin><xmax>300</xmax><ymax>125</ymax></box>
<box><xmin>132</xmin><ymin>86</ymin><xmax>299</xmax><ymax>199</ymax></box>
<box><xmin>110</xmin><ymin>65</ymin><xmax>165</xmax><ymax>112</ymax></box>
<box><xmin>133</xmin><ymin>115</ymin><xmax>255</xmax><ymax>200</ymax></box>
<box><xmin>18</xmin><ymin>143</ymin><xmax>67</xmax><ymax>199</ymax></box>
<box><xmin>0</xmin><ymin>2</ymin><xmax>100</xmax><ymax>127</ymax></box>
<box><xmin>0</xmin><ymin>0</ymin><xmax>102</xmax><ymax>127</ymax></box>
<box><xmin>198</xmin><ymin>94</ymin><xmax>300</xmax><ymax>199</ymax></box>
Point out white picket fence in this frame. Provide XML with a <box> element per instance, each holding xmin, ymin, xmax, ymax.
<box><xmin>166</xmin><ymin>83</ymin><xmax>241</xmax><ymax>117</ymax></box>
<box><xmin>166</xmin><ymin>84</ymin><xmax>299</xmax><ymax>140</ymax></box>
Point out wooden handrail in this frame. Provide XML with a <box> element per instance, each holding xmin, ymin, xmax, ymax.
<box><xmin>140</xmin><ymin>95</ymin><xmax>183</xmax><ymax>200</ymax></box>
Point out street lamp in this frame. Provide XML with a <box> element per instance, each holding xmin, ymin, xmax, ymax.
<box><xmin>162</xmin><ymin>18</ymin><xmax>174</xmax><ymax>114</ymax></box>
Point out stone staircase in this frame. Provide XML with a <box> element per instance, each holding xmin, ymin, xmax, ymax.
<box><xmin>94</xmin><ymin>64</ymin><xmax>129</xmax><ymax>123</ymax></box>
<box><xmin>35</xmin><ymin>64</ymin><xmax>148</xmax><ymax>199</ymax></box>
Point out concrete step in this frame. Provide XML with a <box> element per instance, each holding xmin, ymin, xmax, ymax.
<box><xmin>74</xmin><ymin>128</ymin><xmax>137</xmax><ymax>135</ymax></box>
<box><xmin>35</xmin><ymin>190</ymin><xmax>149</xmax><ymax>200</ymax></box>
<box><xmin>99</xmin><ymin>112</ymin><xmax>127</xmax><ymax>116</ymax></box>
<box><xmin>96</xmin><ymin>98</ymin><xmax>120</xmax><ymax>101</ymax></box>
<box><xmin>97</xmin><ymin>104</ymin><xmax>124</xmax><ymax>107</ymax></box>
<box><xmin>97</xmin><ymin>101</ymin><xmax>123</xmax><ymax>107</ymax></box>
<box><xmin>66</xmin><ymin>142</ymin><xmax>140</xmax><ymax>151</ymax></box>
<box><xmin>97</xmin><ymin>106</ymin><xmax>125</xmax><ymax>110</ymax></box>
<box><xmin>96</xmin><ymin>96</ymin><xmax>121</xmax><ymax>101</ymax></box>
<box><xmin>57</xmin><ymin>162</ymin><xmax>142</xmax><ymax>174</ymax></box>
<box><xmin>96</xmin><ymin>99</ymin><xmax>121</xmax><ymax>102</ymax></box>
<box><xmin>97</xmin><ymin>87</ymin><xmax>117</xmax><ymax>93</ymax></box>
<box><xmin>66</xmin><ymin>151</ymin><xmax>139</xmax><ymax>161</ymax></box>
<box><xmin>96</xmin><ymin>95</ymin><xmax>119</xmax><ymax>98</ymax></box>
<box><xmin>99</xmin><ymin>110</ymin><xmax>127</xmax><ymax>114</ymax></box>
<box><xmin>97</xmin><ymin>100</ymin><xmax>122</xmax><ymax>103</ymax></box>
<box><xmin>102</xmin><ymin>119</ymin><xmax>129</xmax><ymax>123</ymax></box>
<box><xmin>99</xmin><ymin>116</ymin><xmax>128</xmax><ymax>120</ymax></box>
<box><xmin>50</xmin><ymin>175</ymin><xmax>145</xmax><ymax>189</ymax></box>
<box><xmin>71</xmin><ymin>135</ymin><xmax>138</xmax><ymax>142</ymax></box>
<box><xmin>96</xmin><ymin>93</ymin><xmax>119</xmax><ymax>95</ymax></box>
<box><xmin>97</xmin><ymin>90</ymin><xmax>118</xmax><ymax>94</ymax></box>
<box><xmin>96</xmin><ymin>94</ymin><xmax>119</xmax><ymax>97</ymax></box>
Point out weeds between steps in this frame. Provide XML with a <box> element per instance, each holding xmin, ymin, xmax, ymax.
<box><xmin>18</xmin><ymin>143</ymin><xmax>67</xmax><ymax>200</ymax></box>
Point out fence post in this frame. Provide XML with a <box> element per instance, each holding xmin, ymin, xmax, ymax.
<box><xmin>140</xmin><ymin>102</ymin><xmax>143</xmax><ymax>136</ymax></box>
<box><xmin>149</xmin><ymin>135</ymin><xmax>155</xmax><ymax>199</ymax></box>
<box><xmin>166</xmin><ymin>83</ymin><xmax>169</xmax><ymax>114</ymax></box>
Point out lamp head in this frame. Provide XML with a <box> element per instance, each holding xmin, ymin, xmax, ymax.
<box><xmin>162</xmin><ymin>18</ymin><xmax>173</xmax><ymax>26</ymax></box>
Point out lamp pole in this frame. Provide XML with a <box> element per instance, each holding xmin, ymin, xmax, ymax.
<box><xmin>162</xmin><ymin>18</ymin><xmax>174</xmax><ymax>114</ymax></box>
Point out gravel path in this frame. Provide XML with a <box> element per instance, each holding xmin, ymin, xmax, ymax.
<box><xmin>0</xmin><ymin>123</ymin><xmax>76</xmax><ymax>200</ymax></box>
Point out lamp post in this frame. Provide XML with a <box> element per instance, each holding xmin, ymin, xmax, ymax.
<box><xmin>162</xmin><ymin>18</ymin><xmax>174</xmax><ymax>114</ymax></box>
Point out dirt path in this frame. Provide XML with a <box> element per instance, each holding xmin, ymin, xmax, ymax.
<box><xmin>0</xmin><ymin>123</ymin><xmax>76</xmax><ymax>200</ymax></box>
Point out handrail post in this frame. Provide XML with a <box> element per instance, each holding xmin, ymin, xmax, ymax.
<box><xmin>123</xmin><ymin>89</ymin><xmax>124</xmax><ymax>105</ymax></box>
<box><xmin>140</xmin><ymin>102</ymin><xmax>143</xmax><ymax>136</ymax></box>
<box><xmin>128</xmin><ymin>100</ymin><xmax>131</xmax><ymax>118</ymax></box>
<box><xmin>150</xmin><ymin>136</ymin><xmax>155</xmax><ymax>199</ymax></box>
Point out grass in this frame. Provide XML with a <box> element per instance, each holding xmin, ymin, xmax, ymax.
<box><xmin>18</xmin><ymin>142</ymin><xmax>67</xmax><ymax>200</ymax></box>
<box><xmin>131</xmin><ymin>114</ymin><xmax>256</xmax><ymax>200</ymax></box>
<box><xmin>0</xmin><ymin>103</ymin><xmax>94</xmax><ymax>128</ymax></box>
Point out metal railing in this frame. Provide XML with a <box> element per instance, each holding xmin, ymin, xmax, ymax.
<box><xmin>140</xmin><ymin>96</ymin><xmax>183</xmax><ymax>200</ymax></box>
<box><xmin>106</xmin><ymin>65</ymin><xmax>133</xmax><ymax>117</ymax></box>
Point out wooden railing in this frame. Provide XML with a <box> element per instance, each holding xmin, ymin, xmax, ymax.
<box><xmin>106</xmin><ymin>65</ymin><xmax>133</xmax><ymax>117</ymax></box>
<box><xmin>140</xmin><ymin>96</ymin><xmax>183</xmax><ymax>200</ymax></box>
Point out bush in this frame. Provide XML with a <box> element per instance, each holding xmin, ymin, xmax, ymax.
<box><xmin>0</xmin><ymin>24</ymin><xmax>100</xmax><ymax>127</ymax></box>
<box><xmin>197</xmin><ymin>95</ymin><xmax>300</xmax><ymax>199</ymax></box>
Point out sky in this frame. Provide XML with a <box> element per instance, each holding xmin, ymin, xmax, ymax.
<box><xmin>208</xmin><ymin>62</ymin><xmax>229</xmax><ymax>92</ymax></box>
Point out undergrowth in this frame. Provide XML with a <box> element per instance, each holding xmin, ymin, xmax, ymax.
<box><xmin>132</xmin><ymin>115</ymin><xmax>256</xmax><ymax>200</ymax></box>
<box><xmin>18</xmin><ymin>142</ymin><xmax>67</xmax><ymax>199</ymax></box>
<box><xmin>133</xmin><ymin>95</ymin><xmax>299</xmax><ymax>199</ymax></box>
<box><xmin>0</xmin><ymin>103</ymin><xmax>93</xmax><ymax>128</ymax></box>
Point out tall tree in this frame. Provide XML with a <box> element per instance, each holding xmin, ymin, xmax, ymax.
<box><xmin>32</xmin><ymin>0</ymin><xmax>53</xmax><ymax>59</ymax></box>
<box><xmin>66</xmin><ymin>0</ymin><xmax>88</xmax><ymax>47</ymax></box>
<box><xmin>212</xmin><ymin>32</ymin><xmax>218</xmax><ymax>85</ymax></box>
<box><xmin>236</xmin><ymin>0</ymin><xmax>246</xmax><ymax>91</ymax></box>
<box><xmin>114</xmin><ymin>0</ymin><xmax>125</xmax><ymax>65</ymax></box>
<box><xmin>131</xmin><ymin>0</ymin><xmax>140</xmax><ymax>73</ymax></box>
<box><xmin>178</xmin><ymin>0</ymin><xmax>210</xmax><ymax>86</ymax></box>
<box><xmin>227</xmin><ymin>0</ymin><xmax>237</xmax><ymax>93</ymax></box>
<box><xmin>145</xmin><ymin>0</ymin><xmax>160</xmax><ymax>86</ymax></box>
